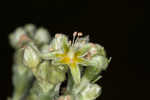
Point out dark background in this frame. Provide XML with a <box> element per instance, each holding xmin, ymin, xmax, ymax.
<box><xmin>0</xmin><ymin>0</ymin><xmax>146</xmax><ymax>100</ymax></box>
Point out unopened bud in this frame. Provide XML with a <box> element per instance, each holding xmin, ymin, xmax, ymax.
<box><xmin>48</xmin><ymin>65</ymin><xmax>66</xmax><ymax>84</ymax></box>
<box><xmin>23</xmin><ymin>45</ymin><xmax>41</xmax><ymax>68</ymax></box>
<box><xmin>9</xmin><ymin>27</ymin><xmax>27</xmax><ymax>48</ymax></box>
<box><xmin>89</xmin><ymin>43</ymin><xmax>106</xmax><ymax>57</ymax></box>
<box><xmin>34</xmin><ymin>27</ymin><xmax>50</xmax><ymax>45</ymax></box>
<box><xmin>80</xmin><ymin>83</ymin><xmax>101</xmax><ymax>100</ymax></box>
<box><xmin>24</xmin><ymin>24</ymin><xmax>36</xmax><ymax>37</ymax></box>
<box><xmin>84</xmin><ymin>56</ymin><xmax>110</xmax><ymax>81</ymax></box>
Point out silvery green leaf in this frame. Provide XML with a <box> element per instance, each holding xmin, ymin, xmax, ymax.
<box><xmin>23</xmin><ymin>45</ymin><xmax>41</xmax><ymax>68</ymax></box>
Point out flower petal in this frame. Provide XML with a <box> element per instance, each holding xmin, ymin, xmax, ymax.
<box><xmin>77</xmin><ymin>58</ymin><xmax>90</xmax><ymax>66</ymax></box>
<box><xmin>40</xmin><ymin>51</ymin><xmax>61</xmax><ymax>60</ymax></box>
<box><xmin>69</xmin><ymin>63</ymin><xmax>81</xmax><ymax>84</ymax></box>
<box><xmin>50</xmin><ymin>34</ymin><xmax>69</xmax><ymax>53</ymax></box>
<box><xmin>75</xmin><ymin>43</ymin><xmax>91</xmax><ymax>57</ymax></box>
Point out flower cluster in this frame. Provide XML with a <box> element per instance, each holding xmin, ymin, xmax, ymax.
<box><xmin>9</xmin><ymin>24</ymin><xmax>111</xmax><ymax>100</ymax></box>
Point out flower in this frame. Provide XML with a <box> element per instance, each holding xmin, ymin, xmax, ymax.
<box><xmin>40</xmin><ymin>32</ymin><xmax>110</xmax><ymax>84</ymax></box>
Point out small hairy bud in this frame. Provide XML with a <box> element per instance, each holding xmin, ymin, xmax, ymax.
<box><xmin>9</xmin><ymin>27</ymin><xmax>27</xmax><ymax>48</ymax></box>
<box><xmin>23</xmin><ymin>45</ymin><xmax>41</xmax><ymax>68</ymax></box>
<box><xmin>24</xmin><ymin>24</ymin><xmax>36</xmax><ymax>37</ymax></box>
<box><xmin>80</xmin><ymin>83</ymin><xmax>101</xmax><ymax>100</ymax></box>
<box><xmin>34</xmin><ymin>27</ymin><xmax>50</xmax><ymax>45</ymax></box>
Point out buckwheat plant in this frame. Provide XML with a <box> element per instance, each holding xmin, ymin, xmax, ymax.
<box><xmin>8</xmin><ymin>24</ymin><xmax>111</xmax><ymax>100</ymax></box>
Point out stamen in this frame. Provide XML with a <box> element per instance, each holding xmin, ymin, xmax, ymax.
<box><xmin>74</xmin><ymin>32</ymin><xmax>83</xmax><ymax>47</ymax></box>
<box><xmin>78</xmin><ymin>32</ymin><xmax>83</xmax><ymax>36</ymax></box>
<box><xmin>72</xmin><ymin>32</ymin><xmax>77</xmax><ymax>46</ymax></box>
<box><xmin>73</xmin><ymin>32</ymin><xmax>78</xmax><ymax>37</ymax></box>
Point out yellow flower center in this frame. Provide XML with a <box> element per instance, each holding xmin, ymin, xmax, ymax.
<box><xmin>56</xmin><ymin>50</ymin><xmax>81</xmax><ymax>68</ymax></box>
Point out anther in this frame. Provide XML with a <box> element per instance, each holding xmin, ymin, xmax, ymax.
<box><xmin>72</xmin><ymin>32</ymin><xmax>78</xmax><ymax>46</ymax></box>
<box><xmin>78</xmin><ymin>32</ymin><xmax>83</xmax><ymax>36</ymax></box>
<box><xmin>73</xmin><ymin>32</ymin><xmax>78</xmax><ymax>37</ymax></box>
<box><xmin>49</xmin><ymin>48</ymin><xmax>54</xmax><ymax>51</ymax></box>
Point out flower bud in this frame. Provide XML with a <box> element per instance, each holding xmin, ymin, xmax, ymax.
<box><xmin>35</xmin><ymin>61</ymin><xmax>50</xmax><ymax>81</ymax></box>
<box><xmin>34</xmin><ymin>27</ymin><xmax>50</xmax><ymax>45</ymax></box>
<box><xmin>47</xmin><ymin>65</ymin><xmax>66</xmax><ymax>84</ymax></box>
<box><xmin>89</xmin><ymin>43</ymin><xmax>106</xmax><ymax>57</ymax></box>
<box><xmin>23</xmin><ymin>45</ymin><xmax>41</xmax><ymax>68</ymax></box>
<box><xmin>80</xmin><ymin>83</ymin><xmax>101</xmax><ymax>100</ymax></box>
<box><xmin>83</xmin><ymin>56</ymin><xmax>110</xmax><ymax>81</ymax></box>
<box><xmin>24</xmin><ymin>24</ymin><xmax>36</xmax><ymax>37</ymax></box>
<box><xmin>50</xmin><ymin>34</ymin><xmax>68</xmax><ymax>51</ymax></box>
<box><xmin>9</xmin><ymin>27</ymin><xmax>27</xmax><ymax>48</ymax></box>
<box><xmin>35</xmin><ymin>61</ymin><xmax>66</xmax><ymax>85</ymax></box>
